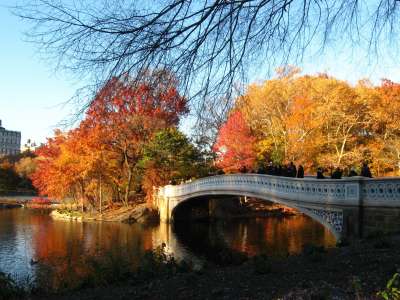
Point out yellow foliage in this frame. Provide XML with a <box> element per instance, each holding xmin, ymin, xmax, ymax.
<box><xmin>234</xmin><ymin>69</ymin><xmax>400</xmax><ymax>175</ymax></box>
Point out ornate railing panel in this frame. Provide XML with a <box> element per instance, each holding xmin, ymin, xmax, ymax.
<box><xmin>361</xmin><ymin>178</ymin><xmax>400</xmax><ymax>205</ymax></box>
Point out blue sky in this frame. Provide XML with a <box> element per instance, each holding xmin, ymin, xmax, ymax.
<box><xmin>1</xmin><ymin>1</ymin><xmax>400</xmax><ymax>146</ymax></box>
<box><xmin>0</xmin><ymin>1</ymin><xmax>77</xmax><ymax>146</ymax></box>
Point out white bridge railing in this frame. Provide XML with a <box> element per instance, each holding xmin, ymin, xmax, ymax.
<box><xmin>157</xmin><ymin>174</ymin><xmax>400</xmax><ymax>207</ymax></box>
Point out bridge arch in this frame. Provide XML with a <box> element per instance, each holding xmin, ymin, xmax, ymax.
<box><xmin>170</xmin><ymin>190</ymin><xmax>342</xmax><ymax>240</ymax></box>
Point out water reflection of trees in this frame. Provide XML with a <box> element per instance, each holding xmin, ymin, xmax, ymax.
<box><xmin>173</xmin><ymin>215</ymin><xmax>336</xmax><ymax>262</ymax></box>
<box><xmin>1</xmin><ymin>209</ymin><xmax>337</xmax><ymax>289</ymax></box>
<box><xmin>29</xmin><ymin>212</ymin><xmax>158</xmax><ymax>288</ymax></box>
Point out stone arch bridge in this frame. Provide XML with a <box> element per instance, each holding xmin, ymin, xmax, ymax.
<box><xmin>155</xmin><ymin>174</ymin><xmax>400</xmax><ymax>240</ymax></box>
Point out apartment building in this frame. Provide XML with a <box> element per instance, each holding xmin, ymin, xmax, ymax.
<box><xmin>0</xmin><ymin>120</ymin><xmax>21</xmax><ymax>156</ymax></box>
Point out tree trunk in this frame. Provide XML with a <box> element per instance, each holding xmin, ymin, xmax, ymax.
<box><xmin>123</xmin><ymin>149</ymin><xmax>132</xmax><ymax>206</ymax></box>
<box><xmin>99</xmin><ymin>175</ymin><xmax>103</xmax><ymax>214</ymax></box>
<box><xmin>124</xmin><ymin>169</ymin><xmax>133</xmax><ymax>206</ymax></box>
<box><xmin>80</xmin><ymin>183</ymin><xmax>84</xmax><ymax>213</ymax></box>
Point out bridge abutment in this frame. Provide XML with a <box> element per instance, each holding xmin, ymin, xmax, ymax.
<box><xmin>156</xmin><ymin>196</ymin><xmax>171</xmax><ymax>222</ymax></box>
<box><xmin>362</xmin><ymin>207</ymin><xmax>400</xmax><ymax>237</ymax></box>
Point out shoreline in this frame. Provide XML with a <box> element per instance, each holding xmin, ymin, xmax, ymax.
<box><xmin>49</xmin><ymin>199</ymin><xmax>297</xmax><ymax>224</ymax></box>
<box><xmin>0</xmin><ymin>203</ymin><xmax>23</xmax><ymax>209</ymax></box>
<box><xmin>50</xmin><ymin>203</ymin><xmax>158</xmax><ymax>224</ymax></box>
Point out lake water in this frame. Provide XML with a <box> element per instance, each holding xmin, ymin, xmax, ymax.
<box><xmin>0</xmin><ymin>207</ymin><xmax>336</xmax><ymax>286</ymax></box>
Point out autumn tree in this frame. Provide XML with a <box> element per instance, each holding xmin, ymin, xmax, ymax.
<box><xmin>213</xmin><ymin>111</ymin><xmax>256</xmax><ymax>173</ymax></box>
<box><xmin>82</xmin><ymin>72</ymin><xmax>188</xmax><ymax>205</ymax></box>
<box><xmin>31</xmin><ymin>71</ymin><xmax>189</xmax><ymax>208</ymax></box>
<box><xmin>32</xmin><ymin>127</ymin><xmax>118</xmax><ymax>211</ymax></box>
<box><xmin>284</xmin><ymin>83</ymin><xmax>320</xmax><ymax>167</ymax></box>
<box><xmin>60</xmin><ymin>127</ymin><xmax>116</xmax><ymax>211</ymax></box>
<box><xmin>30</xmin><ymin>131</ymin><xmax>69</xmax><ymax>199</ymax></box>
<box><xmin>301</xmin><ymin>76</ymin><xmax>370</xmax><ymax>168</ymax></box>
<box><xmin>14</xmin><ymin>157</ymin><xmax>37</xmax><ymax>178</ymax></box>
<box><xmin>367</xmin><ymin>80</ymin><xmax>400</xmax><ymax>175</ymax></box>
<box><xmin>238</xmin><ymin>67</ymin><xmax>300</xmax><ymax>164</ymax></box>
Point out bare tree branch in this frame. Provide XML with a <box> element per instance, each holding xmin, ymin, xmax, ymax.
<box><xmin>13</xmin><ymin>0</ymin><xmax>400</xmax><ymax>143</ymax></box>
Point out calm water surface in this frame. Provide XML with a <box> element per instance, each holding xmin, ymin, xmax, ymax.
<box><xmin>0</xmin><ymin>207</ymin><xmax>335</xmax><ymax>284</ymax></box>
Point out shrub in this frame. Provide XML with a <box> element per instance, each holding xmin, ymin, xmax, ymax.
<box><xmin>251</xmin><ymin>255</ymin><xmax>272</xmax><ymax>275</ymax></box>
<box><xmin>0</xmin><ymin>272</ymin><xmax>25</xmax><ymax>300</ymax></box>
<box><xmin>302</xmin><ymin>244</ymin><xmax>326</xmax><ymax>262</ymax></box>
<box><xmin>138</xmin><ymin>245</ymin><xmax>190</xmax><ymax>278</ymax></box>
<box><xmin>377</xmin><ymin>273</ymin><xmax>400</xmax><ymax>300</ymax></box>
<box><xmin>336</xmin><ymin>238</ymin><xmax>350</xmax><ymax>247</ymax></box>
<box><xmin>373</xmin><ymin>237</ymin><xmax>393</xmax><ymax>249</ymax></box>
<box><xmin>302</xmin><ymin>244</ymin><xmax>326</xmax><ymax>255</ymax></box>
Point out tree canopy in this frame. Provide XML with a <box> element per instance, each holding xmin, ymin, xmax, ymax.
<box><xmin>214</xmin><ymin>69</ymin><xmax>400</xmax><ymax>176</ymax></box>
<box><xmin>141</xmin><ymin>127</ymin><xmax>206</xmax><ymax>193</ymax></box>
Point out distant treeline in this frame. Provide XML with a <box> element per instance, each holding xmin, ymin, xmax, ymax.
<box><xmin>0</xmin><ymin>151</ymin><xmax>37</xmax><ymax>195</ymax></box>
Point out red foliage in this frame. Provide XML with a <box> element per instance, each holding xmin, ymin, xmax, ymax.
<box><xmin>84</xmin><ymin>76</ymin><xmax>188</xmax><ymax>130</ymax></box>
<box><xmin>213</xmin><ymin>111</ymin><xmax>256</xmax><ymax>173</ymax></box>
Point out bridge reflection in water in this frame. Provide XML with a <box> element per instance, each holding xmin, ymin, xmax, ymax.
<box><xmin>156</xmin><ymin>174</ymin><xmax>400</xmax><ymax>241</ymax></box>
<box><xmin>148</xmin><ymin>216</ymin><xmax>337</xmax><ymax>267</ymax></box>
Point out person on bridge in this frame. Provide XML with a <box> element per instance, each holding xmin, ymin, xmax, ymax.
<box><xmin>331</xmin><ymin>167</ymin><xmax>343</xmax><ymax>179</ymax></box>
<box><xmin>275</xmin><ymin>165</ymin><xmax>282</xmax><ymax>176</ymax></box>
<box><xmin>316</xmin><ymin>167</ymin><xmax>325</xmax><ymax>179</ymax></box>
<box><xmin>297</xmin><ymin>165</ymin><xmax>304</xmax><ymax>178</ymax></box>
<box><xmin>281</xmin><ymin>164</ymin><xmax>288</xmax><ymax>177</ymax></box>
<box><xmin>239</xmin><ymin>166</ymin><xmax>248</xmax><ymax>173</ymax></box>
<box><xmin>257</xmin><ymin>164</ymin><xmax>266</xmax><ymax>174</ymax></box>
<box><xmin>266</xmin><ymin>162</ymin><xmax>274</xmax><ymax>175</ymax></box>
<box><xmin>348</xmin><ymin>167</ymin><xmax>358</xmax><ymax>177</ymax></box>
<box><xmin>360</xmin><ymin>162</ymin><xmax>372</xmax><ymax>178</ymax></box>
<box><xmin>288</xmin><ymin>162</ymin><xmax>297</xmax><ymax>177</ymax></box>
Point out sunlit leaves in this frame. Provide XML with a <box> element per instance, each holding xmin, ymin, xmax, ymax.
<box><xmin>221</xmin><ymin>70</ymin><xmax>400</xmax><ymax>176</ymax></box>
